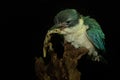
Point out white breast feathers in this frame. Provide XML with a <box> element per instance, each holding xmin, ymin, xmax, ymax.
<box><xmin>60</xmin><ymin>19</ymin><xmax>94</xmax><ymax>51</ymax></box>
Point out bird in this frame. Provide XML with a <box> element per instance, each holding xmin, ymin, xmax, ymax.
<box><xmin>43</xmin><ymin>9</ymin><xmax>106</xmax><ymax>62</ymax></box>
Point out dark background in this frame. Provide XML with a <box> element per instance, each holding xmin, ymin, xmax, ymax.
<box><xmin>8</xmin><ymin>0</ymin><xmax>119</xmax><ymax>80</ymax></box>
<box><xmin>0</xmin><ymin>16</ymin><xmax>8</xmax><ymax>24</ymax></box>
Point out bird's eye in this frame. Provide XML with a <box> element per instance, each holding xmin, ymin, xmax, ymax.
<box><xmin>66</xmin><ymin>21</ymin><xmax>71</xmax><ymax>24</ymax></box>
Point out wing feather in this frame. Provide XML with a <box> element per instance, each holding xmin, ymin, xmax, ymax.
<box><xmin>83</xmin><ymin>16</ymin><xmax>105</xmax><ymax>51</ymax></box>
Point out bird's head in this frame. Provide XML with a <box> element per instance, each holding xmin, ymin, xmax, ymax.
<box><xmin>52</xmin><ymin>9</ymin><xmax>80</xmax><ymax>30</ymax></box>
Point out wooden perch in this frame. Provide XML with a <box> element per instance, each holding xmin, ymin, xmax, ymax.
<box><xmin>35</xmin><ymin>41</ymin><xmax>89</xmax><ymax>80</ymax></box>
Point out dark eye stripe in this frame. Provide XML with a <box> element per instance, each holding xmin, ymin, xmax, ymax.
<box><xmin>66</xmin><ymin>21</ymin><xmax>71</xmax><ymax>24</ymax></box>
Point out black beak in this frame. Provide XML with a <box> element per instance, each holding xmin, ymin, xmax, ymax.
<box><xmin>50</xmin><ymin>23</ymin><xmax>67</xmax><ymax>30</ymax></box>
<box><xmin>50</xmin><ymin>24</ymin><xmax>60</xmax><ymax>30</ymax></box>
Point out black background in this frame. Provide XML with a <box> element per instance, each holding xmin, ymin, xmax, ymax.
<box><xmin>8</xmin><ymin>0</ymin><xmax>119</xmax><ymax>80</ymax></box>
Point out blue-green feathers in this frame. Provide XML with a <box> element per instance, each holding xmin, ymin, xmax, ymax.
<box><xmin>83</xmin><ymin>16</ymin><xmax>105</xmax><ymax>51</ymax></box>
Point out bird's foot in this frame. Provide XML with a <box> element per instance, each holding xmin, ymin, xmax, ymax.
<box><xmin>92</xmin><ymin>56</ymin><xmax>101</xmax><ymax>62</ymax></box>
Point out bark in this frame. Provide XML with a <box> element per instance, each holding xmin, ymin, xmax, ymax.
<box><xmin>35</xmin><ymin>41</ymin><xmax>88</xmax><ymax>80</ymax></box>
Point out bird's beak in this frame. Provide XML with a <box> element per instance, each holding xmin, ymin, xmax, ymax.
<box><xmin>50</xmin><ymin>24</ymin><xmax>60</xmax><ymax>30</ymax></box>
<box><xmin>50</xmin><ymin>23</ymin><xmax>67</xmax><ymax>31</ymax></box>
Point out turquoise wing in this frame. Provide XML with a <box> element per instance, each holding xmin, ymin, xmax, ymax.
<box><xmin>83</xmin><ymin>16</ymin><xmax>105</xmax><ymax>51</ymax></box>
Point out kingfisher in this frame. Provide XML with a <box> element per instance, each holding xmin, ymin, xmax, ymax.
<box><xmin>43</xmin><ymin>9</ymin><xmax>106</xmax><ymax>62</ymax></box>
